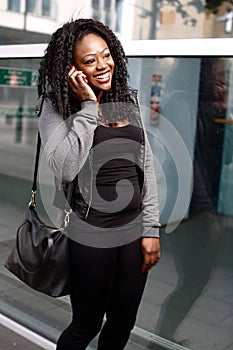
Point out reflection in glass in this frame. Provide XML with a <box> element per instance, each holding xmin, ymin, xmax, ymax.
<box><xmin>42</xmin><ymin>0</ymin><xmax>51</xmax><ymax>17</ymax></box>
<box><xmin>152</xmin><ymin>58</ymin><xmax>232</xmax><ymax>348</ymax></box>
<box><xmin>26</xmin><ymin>0</ymin><xmax>36</xmax><ymax>13</ymax></box>
<box><xmin>129</xmin><ymin>57</ymin><xmax>233</xmax><ymax>349</ymax></box>
<box><xmin>8</xmin><ymin>0</ymin><xmax>20</xmax><ymax>12</ymax></box>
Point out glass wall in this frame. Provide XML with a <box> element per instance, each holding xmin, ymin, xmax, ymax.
<box><xmin>128</xmin><ymin>56</ymin><xmax>233</xmax><ymax>349</ymax></box>
<box><xmin>0</xmin><ymin>49</ymin><xmax>233</xmax><ymax>349</ymax></box>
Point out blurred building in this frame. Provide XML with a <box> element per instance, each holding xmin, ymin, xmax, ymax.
<box><xmin>131</xmin><ymin>0</ymin><xmax>229</xmax><ymax>39</ymax></box>
<box><xmin>0</xmin><ymin>0</ymin><xmax>123</xmax><ymax>44</ymax></box>
<box><xmin>0</xmin><ymin>0</ymin><xmax>230</xmax><ymax>45</ymax></box>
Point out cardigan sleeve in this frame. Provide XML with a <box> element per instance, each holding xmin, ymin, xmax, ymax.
<box><xmin>141</xmin><ymin>123</ymin><xmax>161</xmax><ymax>238</ymax></box>
<box><xmin>38</xmin><ymin>97</ymin><xmax>99</xmax><ymax>182</ymax></box>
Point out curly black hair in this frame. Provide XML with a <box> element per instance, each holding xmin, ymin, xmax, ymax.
<box><xmin>37</xmin><ymin>18</ymin><xmax>134</xmax><ymax>120</ymax></box>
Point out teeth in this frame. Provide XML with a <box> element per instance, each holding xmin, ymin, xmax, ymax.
<box><xmin>96</xmin><ymin>73</ymin><xmax>109</xmax><ymax>79</ymax></box>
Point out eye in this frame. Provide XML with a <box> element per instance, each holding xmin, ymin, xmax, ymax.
<box><xmin>104</xmin><ymin>52</ymin><xmax>111</xmax><ymax>59</ymax></box>
<box><xmin>84</xmin><ymin>58</ymin><xmax>95</xmax><ymax>65</ymax></box>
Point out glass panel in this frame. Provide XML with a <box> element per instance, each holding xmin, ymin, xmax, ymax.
<box><xmin>104</xmin><ymin>0</ymin><xmax>111</xmax><ymax>10</ymax></box>
<box><xmin>116</xmin><ymin>0</ymin><xmax>123</xmax><ymax>32</ymax></box>
<box><xmin>0</xmin><ymin>56</ymin><xmax>233</xmax><ymax>350</ymax></box>
<box><xmin>26</xmin><ymin>0</ymin><xmax>36</xmax><ymax>13</ymax></box>
<box><xmin>92</xmin><ymin>0</ymin><xmax>100</xmax><ymax>10</ymax></box>
<box><xmin>0</xmin><ymin>57</ymin><xmax>70</xmax><ymax>340</ymax></box>
<box><xmin>218</xmin><ymin>58</ymin><xmax>233</xmax><ymax>216</ymax></box>
<box><xmin>105</xmin><ymin>12</ymin><xmax>111</xmax><ymax>27</ymax></box>
<box><xmin>129</xmin><ymin>57</ymin><xmax>199</xmax><ymax>225</ymax></box>
<box><xmin>128</xmin><ymin>57</ymin><xmax>233</xmax><ymax>349</ymax></box>
<box><xmin>8</xmin><ymin>0</ymin><xmax>20</xmax><ymax>12</ymax></box>
<box><xmin>42</xmin><ymin>0</ymin><xmax>51</xmax><ymax>16</ymax></box>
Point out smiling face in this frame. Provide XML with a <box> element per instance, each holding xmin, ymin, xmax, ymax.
<box><xmin>73</xmin><ymin>33</ymin><xmax>115</xmax><ymax>101</ymax></box>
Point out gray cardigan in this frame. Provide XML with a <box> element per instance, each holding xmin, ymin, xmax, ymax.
<box><xmin>38</xmin><ymin>97</ymin><xmax>161</xmax><ymax>238</ymax></box>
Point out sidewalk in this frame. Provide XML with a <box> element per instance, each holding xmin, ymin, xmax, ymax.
<box><xmin>0</xmin><ymin>316</ymin><xmax>148</xmax><ymax>350</ymax></box>
<box><xmin>0</xmin><ymin>323</ymin><xmax>45</xmax><ymax>350</ymax></box>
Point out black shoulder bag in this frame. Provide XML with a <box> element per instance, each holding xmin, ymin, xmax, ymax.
<box><xmin>5</xmin><ymin>101</ymin><xmax>72</xmax><ymax>297</ymax></box>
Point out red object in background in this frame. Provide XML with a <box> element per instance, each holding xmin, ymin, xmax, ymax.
<box><xmin>10</xmin><ymin>71</ymin><xmax>18</xmax><ymax>87</ymax></box>
<box><xmin>150</xmin><ymin>74</ymin><xmax>162</xmax><ymax>125</ymax></box>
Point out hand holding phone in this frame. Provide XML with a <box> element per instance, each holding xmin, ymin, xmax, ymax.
<box><xmin>69</xmin><ymin>65</ymin><xmax>88</xmax><ymax>84</ymax></box>
<box><xmin>68</xmin><ymin>64</ymin><xmax>96</xmax><ymax>102</ymax></box>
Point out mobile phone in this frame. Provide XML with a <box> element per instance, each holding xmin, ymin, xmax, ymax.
<box><xmin>69</xmin><ymin>64</ymin><xmax>88</xmax><ymax>84</ymax></box>
<box><xmin>69</xmin><ymin>64</ymin><xmax>76</xmax><ymax>71</ymax></box>
<box><xmin>82</xmin><ymin>76</ymin><xmax>88</xmax><ymax>84</ymax></box>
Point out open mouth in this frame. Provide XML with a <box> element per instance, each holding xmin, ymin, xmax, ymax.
<box><xmin>95</xmin><ymin>71</ymin><xmax>111</xmax><ymax>83</ymax></box>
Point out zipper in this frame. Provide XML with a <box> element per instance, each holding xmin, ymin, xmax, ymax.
<box><xmin>135</xmin><ymin>95</ymin><xmax>146</xmax><ymax>198</ymax></box>
<box><xmin>85</xmin><ymin>149</ymin><xmax>94</xmax><ymax>219</ymax></box>
<box><xmin>58</xmin><ymin>180</ymin><xmax>63</xmax><ymax>191</ymax></box>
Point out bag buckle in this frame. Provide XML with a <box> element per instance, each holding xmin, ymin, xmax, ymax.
<box><xmin>64</xmin><ymin>209</ymin><xmax>72</xmax><ymax>229</ymax></box>
<box><xmin>29</xmin><ymin>191</ymin><xmax>36</xmax><ymax>208</ymax></box>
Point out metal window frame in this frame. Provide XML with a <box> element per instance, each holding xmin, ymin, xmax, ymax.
<box><xmin>0</xmin><ymin>38</ymin><xmax>233</xmax><ymax>58</ymax></box>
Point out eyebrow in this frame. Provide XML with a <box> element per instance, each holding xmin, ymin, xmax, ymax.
<box><xmin>82</xmin><ymin>47</ymin><xmax>109</xmax><ymax>60</ymax></box>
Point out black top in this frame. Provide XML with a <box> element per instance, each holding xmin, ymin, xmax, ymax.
<box><xmin>73</xmin><ymin>124</ymin><xmax>142</xmax><ymax>230</ymax></box>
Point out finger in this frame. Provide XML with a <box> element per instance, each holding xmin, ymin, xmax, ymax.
<box><xmin>141</xmin><ymin>262</ymin><xmax>156</xmax><ymax>273</ymax></box>
<box><xmin>141</xmin><ymin>262</ymin><xmax>152</xmax><ymax>273</ymax></box>
<box><xmin>68</xmin><ymin>73</ymin><xmax>84</xmax><ymax>93</ymax></box>
<box><xmin>141</xmin><ymin>253</ymin><xmax>160</xmax><ymax>273</ymax></box>
<box><xmin>69</xmin><ymin>70</ymin><xmax>82</xmax><ymax>83</ymax></box>
<box><xmin>68</xmin><ymin>69</ymin><xmax>82</xmax><ymax>88</ymax></box>
<box><xmin>141</xmin><ymin>253</ymin><xmax>151</xmax><ymax>272</ymax></box>
<box><xmin>68</xmin><ymin>66</ymin><xmax>79</xmax><ymax>76</ymax></box>
<box><xmin>155</xmin><ymin>247</ymin><xmax>161</xmax><ymax>260</ymax></box>
<box><xmin>68</xmin><ymin>67</ymin><xmax>75</xmax><ymax>76</ymax></box>
<box><xmin>68</xmin><ymin>79</ymin><xmax>78</xmax><ymax>96</ymax></box>
<box><xmin>143</xmin><ymin>252</ymin><xmax>151</xmax><ymax>266</ymax></box>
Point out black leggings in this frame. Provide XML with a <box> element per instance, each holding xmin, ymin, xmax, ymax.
<box><xmin>56</xmin><ymin>238</ymin><xmax>147</xmax><ymax>350</ymax></box>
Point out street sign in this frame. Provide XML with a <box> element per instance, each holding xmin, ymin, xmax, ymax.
<box><xmin>0</xmin><ymin>67</ymin><xmax>38</xmax><ymax>87</ymax></box>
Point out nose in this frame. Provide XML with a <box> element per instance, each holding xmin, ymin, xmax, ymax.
<box><xmin>96</xmin><ymin>57</ymin><xmax>107</xmax><ymax>70</ymax></box>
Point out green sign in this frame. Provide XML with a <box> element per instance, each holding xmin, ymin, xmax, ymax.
<box><xmin>0</xmin><ymin>67</ymin><xmax>38</xmax><ymax>87</ymax></box>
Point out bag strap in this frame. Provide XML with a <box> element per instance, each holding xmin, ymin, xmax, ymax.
<box><xmin>32</xmin><ymin>132</ymin><xmax>41</xmax><ymax>194</ymax></box>
<box><xmin>28</xmin><ymin>95</ymin><xmax>44</xmax><ymax>207</ymax></box>
<box><xmin>29</xmin><ymin>96</ymin><xmax>73</xmax><ymax>229</ymax></box>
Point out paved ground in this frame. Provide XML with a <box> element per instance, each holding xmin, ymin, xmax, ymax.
<box><xmin>0</xmin><ymin>321</ymin><xmax>151</xmax><ymax>350</ymax></box>
<box><xmin>0</xmin><ymin>323</ymin><xmax>45</xmax><ymax>350</ymax></box>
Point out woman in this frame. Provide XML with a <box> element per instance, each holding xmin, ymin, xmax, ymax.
<box><xmin>38</xmin><ymin>18</ymin><xmax>161</xmax><ymax>350</ymax></box>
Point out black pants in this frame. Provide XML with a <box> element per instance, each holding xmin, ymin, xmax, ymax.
<box><xmin>56</xmin><ymin>238</ymin><xmax>147</xmax><ymax>350</ymax></box>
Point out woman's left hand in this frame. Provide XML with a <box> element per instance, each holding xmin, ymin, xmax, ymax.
<box><xmin>141</xmin><ymin>237</ymin><xmax>161</xmax><ymax>273</ymax></box>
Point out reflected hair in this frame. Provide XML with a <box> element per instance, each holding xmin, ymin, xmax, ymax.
<box><xmin>37</xmin><ymin>18</ymin><xmax>133</xmax><ymax>120</ymax></box>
